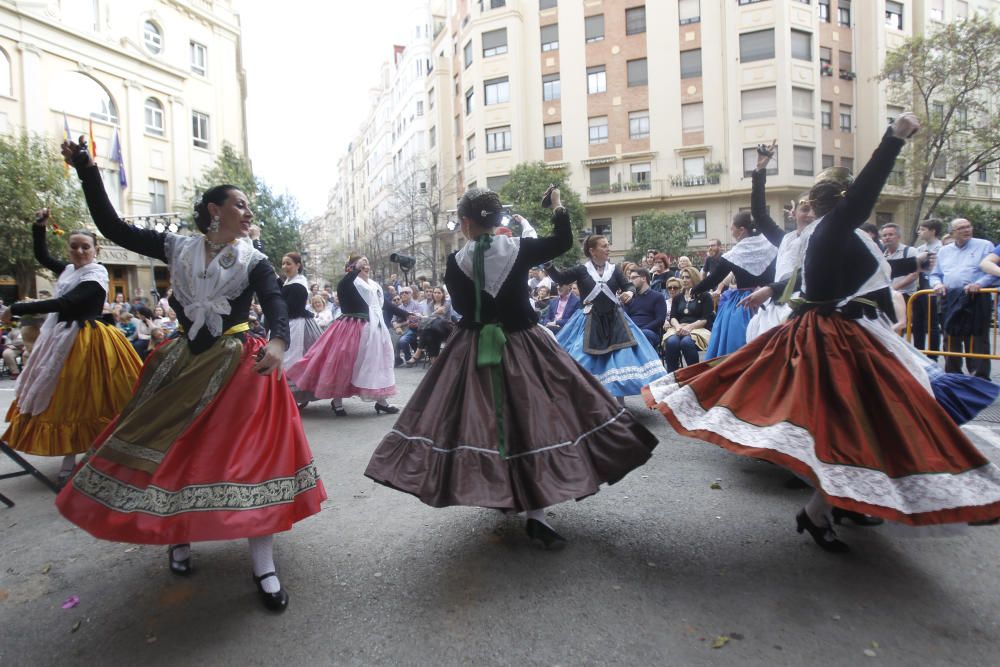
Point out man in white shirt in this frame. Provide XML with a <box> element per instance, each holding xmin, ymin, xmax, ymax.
<box><xmin>912</xmin><ymin>218</ymin><xmax>943</xmax><ymax>355</ymax></box>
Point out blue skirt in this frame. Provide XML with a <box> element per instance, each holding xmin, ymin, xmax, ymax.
<box><xmin>556</xmin><ymin>309</ymin><xmax>666</xmax><ymax>397</ymax></box>
<box><xmin>926</xmin><ymin>366</ymin><xmax>1000</xmax><ymax>425</ymax></box>
<box><xmin>706</xmin><ymin>288</ymin><xmax>755</xmax><ymax>359</ymax></box>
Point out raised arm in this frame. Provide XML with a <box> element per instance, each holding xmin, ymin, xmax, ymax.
<box><xmin>519</xmin><ymin>207</ymin><xmax>574</xmax><ymax>267</ymax></box>
<box><xmin>692</xmin><ymin>258</ymin><xmax>733</xmax><ymax>295</ymax></box>
<box><xmin>64</xmin><ymin>141</ymin><xmax>167</xmax><ymax>262</ymax></box>
<box><xmin>544</xmin><ymin>261</ymin><xmax>583</xmax><ymax>286</ymax></box>
<box><xmin>750</xmin><ymin>143</ymin><xmax>784</xmax><ymax>247</ymax></box>
<box><xmin>11</xmin><ymin>281</ymin><xmax>105</xmax><ymax>319</ymax></box>
<box><xmin>31</xmin><ymin>214</ymin><xmax>67</xmax><ymax>275</ymax></box>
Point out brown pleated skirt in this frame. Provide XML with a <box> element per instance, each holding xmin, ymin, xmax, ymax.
<box><xmin>365</xmin><ymin>326</ymin><xmax>658</xmax><ymax>512</ymax></box>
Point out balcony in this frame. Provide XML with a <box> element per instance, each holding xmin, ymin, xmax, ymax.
<box><xmin>670</xmin><ymin>174</ymin><xmax>721</xmax><ymax>188</ymax></box>
<box><xmin>587</xmin><ymin>181</ymin><xmax>653</xmax><ymax>196</ymax></box>
<box><xmin>839</xmin><ymin>70</ymin><xmax>856</xmax><ymax>81</ymax></box>
<box><xmin>820</xmin><ymin>63</ymin><xmax>834</xmax><ymax>77</ymax></box>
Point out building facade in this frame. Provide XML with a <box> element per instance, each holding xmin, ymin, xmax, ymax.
<box><xmin>0</xmin><ymin>0</ymin><xmax>248</xmax><ymax>299</ymax></box>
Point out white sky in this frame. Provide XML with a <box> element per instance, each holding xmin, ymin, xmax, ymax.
<box><xmin>238</xmin><ymin>1</ymin><xmax>416</xmax><ymax>219</ymax></box>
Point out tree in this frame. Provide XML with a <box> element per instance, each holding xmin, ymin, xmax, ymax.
<box><xmin>626</xmin><ymin>210</ymin><xmax>695</xmax><ymax>263</ymax></box>
<box><xmin>498</xmin><ymin>162</ymin><xmax>586</xmax><ymax>263</ymax></box>
<box><xmin>932</xmin><ymin>203</ymin><xmax>1000</xmax><ymax>245</ymax></box>
<box><xmin>879</xmin><ymin>16</ymin><xmax>1000</xmax><ymax>232</ymax></box>
<box><xmin>0</xmin><ymin>132</ymin><xmax>86</xmax><ymax>297</ymax></box>
<box><xmin>189</xmin><ymin>142</ymin><xmax>304</xmax><ymax>266</ymax></box>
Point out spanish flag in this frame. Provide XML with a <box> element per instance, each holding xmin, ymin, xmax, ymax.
<box><xmin>88</xmin><ymin>118</ymin><xmax>97</xmax><ymax>158</ymax></box>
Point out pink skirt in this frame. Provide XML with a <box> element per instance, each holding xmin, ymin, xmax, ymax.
<box><xmin>285</xmin><ymin>317</ymin><xmax>395</xmax><ymax>400</ymax></box>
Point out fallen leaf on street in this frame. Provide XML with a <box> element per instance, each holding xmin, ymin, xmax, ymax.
<box><xmin>710</xmin><ymin>482</ymin><xmax>722</xmax><ymax>490</ymax></box>
<box><xmin>70</xmin><ymin>621</ymin><xmax>81</xmax><ymax>633</ymax></box>
<box><xmin>62</xmin><ymin>595</ymin><xmax>80</xmax><ymax>609</ymax></box>
<box><xmin>41</xmin><ymin>564</ymin><xmax>52</xmax><ymax>574</ymax></box>
<box><xmin>711</xmin><ymin>636</ymin><xmax>730</xmax><ymax>649</ymax></box>
<box><xmin>863</xmin><ymin>649</ymin><xmax>877</xmax><ymax>657</ymax></box>
<box><xmin>146</xmin><ymin>634</ymin><xmax>157</xmax><ymax>644</ymax></box>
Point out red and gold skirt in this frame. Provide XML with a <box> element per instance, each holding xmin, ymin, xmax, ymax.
<box><xmin>643</xmin><ymin>311</ymin><xmax>1000</xmax><ymax>526</ymax></box>
<box><xmin>56</xmin><ymin>334</ymin><xmax>325</xmax><ymax>544</ymax></box>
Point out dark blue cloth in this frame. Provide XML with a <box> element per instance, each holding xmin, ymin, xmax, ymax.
<box><xmin>624</xmin><ymin>288</ymin><xmax>666</xmax><ymax>335</ymax></box>
<box><xmin>542</xmin><ymin>293</ymin><xmax>581</xmax><ymax>328</ymax></box>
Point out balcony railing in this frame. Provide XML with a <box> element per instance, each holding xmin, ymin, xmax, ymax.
<box><xmin>587</xmin><ymin>181</ymin><xmax>653</xmax><ymax>195</ymax></box>
<box><xmin>670</xmin><ymin>174</ymin><xmax>721</xmax><ymax>187</ymax></box>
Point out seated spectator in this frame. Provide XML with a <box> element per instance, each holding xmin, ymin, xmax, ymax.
<box><xmin>673</xmin><ymin>255</ymin><xmax>694</xmax><ymax>279</ymax></box>
<box><xmin>649</xmin><ymin>253</ymin><xmax>671</xmax><ymax>293</ymax></box>
<box><xmin>395</xmin><ymin>287</ymin><xmax>424</xmax><ymax>362</ymax></box>
<box><xmin>131</xmin><ymin>306</ymin><xmax>154</xmax><ymax>358</ymax></box>
<box><xmin>531</xmin><ymin>284</ymin><xmax>553</xmax><ymax>319</ymax></box>
<box><xmin>3</xmin><ymin>323</ymin><xmax>25</xmax><ymax>379</ymax></box>
<box><xmin>663</xmin><ymin>277</ymin><xmax>682</xmax><ymax>319</ymax></box>
<box><xmin>149</xmin><ymin>326</ymin><xmax>166</xmax><ymax>348</ymax></box>
<box><xmin>624</xmin><ymin>268</ymin><xmax>667</xmax><ymax>348</ymax></box>
<box><xmin>411</xmin><ymin>286</ymin><xmax>454</xmax><ymax>364</ymax></box>
<box><xmin>117</xmin><ymin>311</ymin><xmax>137</xmax><ymax>341</ymax></box>
<box><xmin>542</xmin><ymin>282</ymin><xmax>580</xmax><ymax>332</ymax></box>
<box><xmin>312</xmin><ymin>295</ymin><xmax>334</xmax><ymax>329</ymax></box>
<box><xmin>662</xmin><ymin>267</ymin><xmax>713</xmax><ymax>372</ymax></box>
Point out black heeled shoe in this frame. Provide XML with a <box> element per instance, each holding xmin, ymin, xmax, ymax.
<box><xmin>832</xmin><ymin>507</ymin><xmax>884</xmax><ymax>527</ymax></box>
<box><xmin>252</xmin><ymin>572</ymin><xmax>289</xmax><ymax>612</ymax></box>
<box><xmin>168</xmin><ymin>544</ymin><xmax>193</xmax><ymax>576</ymax></box>
<box><xmin>330</xmin><ymin>401</ymin><xmax>347</xmax><ymax>417</ymax></box>
<box><xmin>796</xmin><ymin>510</ymin><xmax>849</xmax><ymax>553</ymax></box>
<box><xmin>374</xmin><ymin>403</ymin><xmax>399</xmax><ymax>415</ymax></box>
<box><xmin>525</xmin><ymin>518</ymin><xmax>567</xmax><ymax>551</ymax></box>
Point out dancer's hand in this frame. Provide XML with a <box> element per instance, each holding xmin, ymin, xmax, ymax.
<box><xmin>756</xmin><ymin>140</ymin><xmax>777</xmax><ymax>170</ymax></box>
<box><xmin>619</xmin><ymin>291</ymin><xmax>633</xmax><ymax>304</ymax></box>
<box><xmin>60</xmin><ymin>136</ymin><xmax>95</xmax><ymax>168</ymax></box>
<box><xmin>34</xmin><ymin>208</ymin><xmax>51</xmax><ymax>227</ymax></box>
<box><xmin>248</xmin><ymin>224</ymin><xmax>261</xmax><ymax>240</ymax></box>
<box><xmin>253</xmin><ymin>338</ymin><xmax>286</xmax><ymax>375</ymax></box>
<box><xmin>740</xmin><ymin>285</ymin><xmax>773</xmax><ymax>308</ymax></box>
<box><xmin>891</xmin><ymin>112</ymin><xmax>920</xmax><ymax>139</ymax></box>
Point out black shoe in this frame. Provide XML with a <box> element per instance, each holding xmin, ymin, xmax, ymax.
<box><xmin>168</xmin><ymin>544</ymin><xmax>193</xmax><ymax>576</ymax></box>
<box><xmin>831</xmin><ymin>507</ymin><xmax>884</xmax><ymax>527</ymax></box>
<box><xmin>252</xmin><ymin>572</ymin><xmax>289</xmax><ymax>612</ymax></box>
<box><xmin>525</xmin><ymin>518</ymin><xmax>567</xmax><ymax>551</ymax></box>
<box><xmin>783</xmin><ymin>475</ymin><xmax>812</xmax><ymax>490</ymax></box>
<box><xmin>331</xmin><ymin>401</ymin><xmax>347</xmax><ymax>417</ymax></box>
<box><xmin>296</xmin><ymin>401</ymin><xmax>309</xmax><ymax>411</ymax></box>
<box><xmin>374</xmin><ymin>403</ymin><xmax>399</xmax><ymax>415</ymax></box>
<box><xmin>796</xmin><ymin>510</ymin><xmax>849</xmax><ymax>553</ymax></box>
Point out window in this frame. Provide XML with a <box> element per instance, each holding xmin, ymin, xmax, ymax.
<box><xmin>189</xmin><ymin>41</ymin><xmax>208</xmax><ymax>76</ymax></box>
<box><xmin>486</xmin><ymin>126</ymin><xmax>512</xmax><ymax>153</ymax></box>
<box><xmin>626</xmin><ymin>6</ymin><xmax>646</xmax><ymax>35</ymax></box>
<box><xmin>679</xmin><ymin>0</ymin><xmax>701</xmax><ymax>24</ymax></box>
<box><xmin>428</xmin><ymin>88</ymin><xmax>435</xmax><ymax>111</ymax></box>
<box><xmin>741</xmin><ymin>87</ymin><xmax>776</xmax><ymax>120</ymax></box>
<box><xmin>683</xmin><ymin>157</ymin><xmax>705</xmax><ymax>178</ymax></box>
<box><xmin>148</xmin><ymin>179</ymin><xmax>167</xmax><ymax>214</ymax></box>
<box><xmin>192</xmin><ymin>111</ymin><xmax>209</xmax><ymax>149</ymax></box>
<box><xmin>429</xmin><ymin>126</ymin><xmax>436</xmax><ymax>148</ymax></box>
<box><xmin>484</xmin><ymin>77</ymin><xmax>510</xmax><ymax>105</ymax></box>
<box><xmin>454</xmin><ymin>74</ymin><xmax>460</xmax><ymax>96</ymax></box>
<box><xmin>464</xmin><ymin>41</ymin><xmax>473</xmax><ymax>68</ymax></box>
<box><xmin>484</xmin><ymin>0</ymin><xmax>506</xmax><ymax>8</ymax></box>
<box><xmin>0</xmin><ymin>48</ymin><xmax>9</xmax><ymax>97</ymax></box>
<box><xmin>820</xmin><ymin>46</ymin><xmax>833</xmax><ymax>75</ymax></box>
<box><xmin>51</xmin><ymin>72</ymin><xmax>119</xmax><ymax>123</ymax></box>
<box><xmin>977</xmin><ymin>168</ymin><xmax>988</xmax><ymax>183</ymax></box>
<box><xmin>792</xmin><ymin>87</ymin><xmax>813</xmax><ymax>118</ymax></box>
<box><xmin>840</xmin><ymin>157</ymin><xmax>853</xmax><ymax>172</ymax></box>
<box><xmin>690</xmin><ymin>211</ymin><xmax>707</xmax><ymax>239</ymax></box>
<box><xmin>587</xmin><ymin>65</ymin><xmax>607</xmax><ymax>94</ymax></box>
<box><xmin>589</xmin><ymin>116</ymin><xmax>608</xmax><ymax>144</ymax></box>
<box><xmin>821</xmin><ymin>100</ymin><xmax>832</xmax><ymax>129</ymax></box>
<box><xmin>540</xmin><ymin>0</ymin><xmax>558</xmax><ymax>8</ymax></box>
<box><xmin>680</xmin><ymin>49</ymin><xmax>702</xmax><ymax>78</ymax></box>
<box><xmin>585</xmin><ymin>15</ymin><xmax>604</xmax><ymax>42</ymax></box>
<box><xmin>482</xmin><ymin>28</ymin><xmax>508</xmax><ymax>57</ymax></box>
<box><xmin>740</xmin><ymin>29</ymin><xmax>774</xmax><ymax>63</ymax></box>
<box><xmin>454</xmin><ymin>114</ymin><xmax>461</xmax><ymax>137</ymax></box>
<box><xmin>885</xmin><ymin>1</ymin><xmax>903</xmax><ymax>30</ymax></box>
<box><xmin>627</xmin><ymin>58</ymin><xmax>648</xmax><ymax>87</ymax></box>
<box><xmin>630</xmin><ymin>162</ymin><xmax>651</xmax><ymax>184</ymax></box>
<box><xmin>144</xmin><ymin>97</ymin><xmax>165</xmax><ymax>136</ymax></box>
<box><xmin>838</xmin><ymin>0</ymin><xmax>850</xmax><ymax>26</ymax></box>
<box><xmin>839</xmin><ymin>50</ymin><xmax>852</xmax><ymax>76</ymax></box>
<box><xmin>743</xmin><ymin>147</ymin><xmax>778</xmax><ymax>176</ymax></box>
<box><xmin>143</xmin><ymin>21</ymin><xmax>162</xmax><ymax>54</ymax></box>
<box><xmin>590</xmin><ymin>166</ymin><xmax>610</xmax><ymax>187</ymax></box>
<box><xmin>487</xmin><ymin>174</ymin><xmax>510</xmax><ymax>191</ymax></box>
<box><xmin>929</xmin><ymin>0</ymin><xmax>944</xmax><ymax>21</ymax></box>
<box><xmin>467</xmin><ymin>134</ymin><xmax>476</xmax><ymax>161</ymax></box>
<box><xmin>682</xmin><ymin>102</ymin><xmax>704</xmax><ymax>132</ymax></box>
<box><xmin>465</xmin><ymin>87</ymin><xmax>474</xmax><ymax>115</ymax></box>
<box><xmin>818</xmin><ymin>0</ymin><xmax>830</xmax><ymax>22</ymax></box>
<box><xmin>793</xmin><ymin>146</ymin><xmax>814</xmax><ymax>176</ymax></box>
<box><xmin>544</xmin><ymin>123</ymin><xmax>562</xmax><ymax>149</ymax></box>
<box><xmin>822</xmin><ymin>154</ymin><xmax>835</xmax><ymax>169</ymax></box>
<box><xmin>839</xmin><ymin>104</ymin><xmax>852</xmax><ymax>132</ymax></box>
<box><xmin>629</xmin><ymin>110</ymin><xmax>650</xmax><ymax>139</ymax></box>
<box><xmin>416</xmin><ymin>101</ymin><xmax>424</xmax><ymax>117</ymax></box>
<box><xmin>542</xmin><ymin>73</ymin><xmax>561</xmax><ymax>101</ymax></box>
<box><xmin>932</xmin><ymin>155</ymin><xmax>946</xmax><ymax>179</ymax></box>
<box><xmin>541</xmin><ymin>24</ymin><xmax>559</xmax><ymax>51</ymax></box>
<box><xmin>956</xmin><ymin>1</ymin><xmax>969</xmax><ymax>19</ymax></box>
<box><xmin>791</xmin><ymin>30</ymin><xmax>812</xmax><ymax>61</ymax></box>
<box><xmin>592</xmin><ymin>219</ymin><xmax>612</xmax><ymax>243</ymax></box>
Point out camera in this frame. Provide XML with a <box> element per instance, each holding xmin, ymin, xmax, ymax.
<box><xmin>389</xmin><ymin>252</ymin><xmax>416</xmax><ymax>270</ymax></box>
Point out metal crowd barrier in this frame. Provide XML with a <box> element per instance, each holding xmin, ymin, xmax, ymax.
<box><xmin>904</xmin><ymin>287</ymin><xmax>1000</xmax><ymax>360</ymax></box>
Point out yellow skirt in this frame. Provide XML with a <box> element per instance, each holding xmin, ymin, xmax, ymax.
<box><xmin>3</xmin><ymin>322</ymin><xmax>142</xmax><ymax>456</ymax></box>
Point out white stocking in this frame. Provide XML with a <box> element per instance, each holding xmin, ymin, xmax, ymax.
<box><xmin>805</xmin><ymin>491</ymin><xmax>831</xmax><ymax>526</ymax></box>
<box><xmin>248</xmin><ymin>535</ymin><xmax>280</xmax><ymax>593</ymax></box>
<box><xmin>525</xmin><ymin>508</ymin><xmax>553</xmax><ymax>529</ymax></box>
<box><xmin>60</xmin><ymin>455</ymin><xmax>76</xmax><ymax>474</ymax></box>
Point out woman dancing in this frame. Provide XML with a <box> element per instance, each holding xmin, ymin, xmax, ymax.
<box><xmin>366</xmin><ymin>187</ymin><xmax>657</xmax><ymax>548</ymax></box>
<box><xmin>1</xmin><ymin>209</ymin><xmax>141</xmax><ymax>486</ymax></box>
<box><xmin>280</xmin><ymin>252</ymin><xmax>322</xmax><ymax>407</ymax></box>
<box><xmin>285</xmin><ymin>256</ymin><xmax>398</xmax><ymax>416</ymax></box>
<box><xmin>548</xmin><ymin>235</ymin><xmax>666</xmax><ymax>401</ymax></box>
<box><xmin>55</xmin><ymin>139</ymin><xmax>325</xmax><ymax>612</ymax></box>
<box><xmin>644</xmin><ymin>114</ymin><xmax>1000</xmax><ymax>553</ymax></box>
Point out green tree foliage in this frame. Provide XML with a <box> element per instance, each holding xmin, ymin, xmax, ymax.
<box><xmin>627</xmin><ymin>210</ymin><xmax>695</xmax><ymax>263</ymax></box>
<box><xmin>932</xmin><ymin>203</ymin><xmax>1000</xmax><ymax>245</ymax></box>
<box><xmin>0</xmin><ymin>132</ymin><xmax>86</xmax><ymax>297</ymax></box>
<box><xmin>189</xmin><ymin>142</ymin><xmax>303</xmax><ymax>266</ymax></box>
<box><xmin>498</xmin><ymin>162</ymin><xmax>586</xmax><ymax>262</ymax></box>
<box><xmin>880</xmin><ymin>16</ymin><xmax>1000</xmax><ymax>231</ymax></box>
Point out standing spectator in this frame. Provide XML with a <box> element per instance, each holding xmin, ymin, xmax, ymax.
<box><xmin>701</xmin><ymin>239</ymin><xmax>723</xmax><ymax>279</ymax></box>
<box><xmin>911</xmin><ymin>218</ymin><xmax>943</xmax><ymax>355</ymax></box>
<box><xmin>157</xmin><ymin>287</ymin><xmax>172</xmax><ymax>314</ymax></box>
<box><xmin>930</xmin><ymin>218</ymin><xmax>996</xmax><ymax>378</ymax></box>
<box><xmin>542</xmin><ymin>282</ymin><xmax>581</xmax><ymax>332</ymax></box>
<box><xmin>642</xmin><ymin>249</ymin><xmax>657</xmax><ymax>270</ymax></box>
<box><xmin>880</xmin><ymin>223</ymin><xmax>918</xmax><ymax>297</ymax></box>
<box><xmin>2</xmin><ymin>323</ymin><xmax>24</xmax><ymax>379</ymax></box>
<box><xmin>312</xmin><ymin>295</ymin><xmax>334</xmax><ymax>329</ymax></box>
<box><xmin>624</xmin><ymin>268</ymin><xmax>667</xmax><ymax>348</ymax></box>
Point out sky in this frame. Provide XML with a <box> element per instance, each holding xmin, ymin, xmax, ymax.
<box><xmin>238</xmin><ymin>1</ymin><xmax>416</xmax><ymax>219</ymax></box>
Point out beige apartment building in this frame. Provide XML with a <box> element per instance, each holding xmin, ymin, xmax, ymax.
<box><xmin>331</xmin><ymin>0</ymin><xmax>1000</xmax><ymax>274</ymax></box>
<box><xmin>0</xmin><ymin>0</ymin><xmax>248</xmax><ymax>299</ymax></box>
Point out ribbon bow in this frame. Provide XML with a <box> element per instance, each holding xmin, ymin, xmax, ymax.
<box><xmin>473</xmin><ymin>233</ymin><xmax>509</xmax><ymax>457</ymax></box>
<box><xmin>184</xmin><ymin>298</ymin><xmax>232</xmax><ymax>340</ymax></box>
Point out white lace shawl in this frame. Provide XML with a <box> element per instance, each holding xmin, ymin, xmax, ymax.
<box><xmin>455</xmin><ymin>234</ymin><xmax>521</xmax><ymax>297</ymax></box>
<box><xmin>164</xmin><ymin>235</ymin><xmax>266</xmax><ymax>340</ymax></box>
<box><xmin>722</xmin><ymin>234</ymin><xmax>779</xmax><ymax>276</ymax></box>
<box><xmin>284</xmin><ymin>274</ymin><xmax>309</xmax><ymax>290</ymax></box>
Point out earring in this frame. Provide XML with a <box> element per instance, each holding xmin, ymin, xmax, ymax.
<box><xmin>208</xmin><ymin>216</ymin><xmax>220</xmax><ymax>234</ymax></box>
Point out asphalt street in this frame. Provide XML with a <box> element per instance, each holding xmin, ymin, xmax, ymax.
<box><xmin>1</xmin><ymin>366</ymin><xmax>999</xmax><ymax>667</ymax></box>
